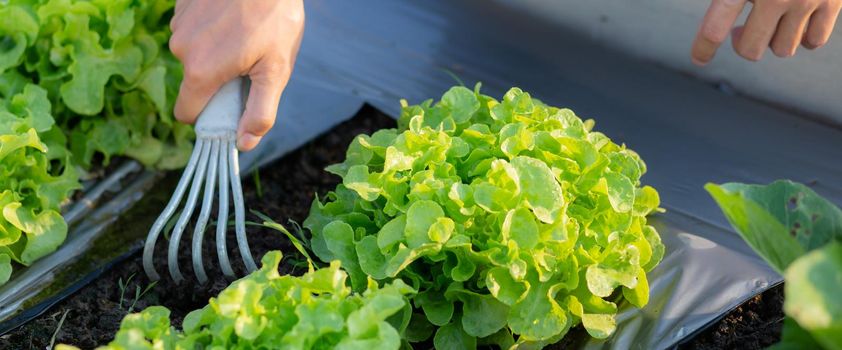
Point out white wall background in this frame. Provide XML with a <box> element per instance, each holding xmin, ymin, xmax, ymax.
<box><xmin>498</xmin><ymin>0</ymin><xmax>842</xmax><ymax>126</ymax></box>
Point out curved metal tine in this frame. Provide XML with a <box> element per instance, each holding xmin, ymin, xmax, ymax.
<box><xmin>230</xmin><ymin>142</ymin><xmax>257</xmax><ymax>273</ymax></box>
<box><xmin>191</xmin><ymin>139</ymin><xmax>221</xmax><ymax>284</ymax></box>
<box><xmin>143</xmin><ymin>139</ymin><xmax>205</xmax><ymax>280</ymax></box>
<box><xmin>216</xmin><ymin>140</ymin><xmax>236</xmax><ymax>278</ymax></box>
<box><xmin>168</xmin><ymin>140</ymin><xmax>212</xmax><ymax>284</ymax></box>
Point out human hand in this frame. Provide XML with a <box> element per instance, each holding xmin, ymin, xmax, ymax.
<box><xmin>691</xmin><ymin>0</ymin><xmax>841</xmax><ymax>65</ymax></box>
<box><xmin>169</xmin><ymin>0</ymin><xmax>305</xmax><ymax>151</ymax></box>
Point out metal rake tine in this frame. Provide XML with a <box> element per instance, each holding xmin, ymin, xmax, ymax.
<box><xmin>167</xmin><ymin>140</ymin><xmax>212</xmax><ymax>284</ymax></box>
<box><xmin>230</xmin><ymin>141</ymin><xmax>257</xmax><ymax>273</ymax></box>
<box><xmin>216</xmin><ymin>139</ymin><xmax>236</xmax><ymax>278</ymax></box>
<box><xmin>143</xmin><ymin>139</ymin><xmax>206</xmax><ymax>280</ymax></box>
<box><xmin>191</xmin><ymin>139</ymin><xmax>221</xmax><ymax>284</ymax></box>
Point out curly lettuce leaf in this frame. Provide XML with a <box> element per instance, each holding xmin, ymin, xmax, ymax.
<box><xmin>0</xmin><ymin>5</ymin><xmax>38</xmax><ymax>73</ymax></box>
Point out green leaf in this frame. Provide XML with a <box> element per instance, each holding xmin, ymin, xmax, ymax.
<box><xmin>434</xmin><ymin>322</ymin><xmax>477</xmax><ymax>350</ymax></box>
<box><xmin>581</xmin><ymin>313</ymin><xmax>616</xmax><ymax>339</ymax></box>
<box><xmin>58</xmin><ymin>13</ymin><xmax>143</xmax><ymax>115</ymax></box>
<box><xmin>323</xmin><ymin>221</ymin><xmax>366</xmax><ymax>290</ymax></box>
<box><xmin>771</xmin><ymin>317</ymin><xmax>824</xmax><ymax>350</ymax></box>
<box><xmin>508</xmin><ymin>277</ymin><xmax>569</xmax><ymax>341</ymax></box>
<box><xmin>2</xmin><ymin>204</ymin><xmax>67</xmax><ymax>265</ymax></box>
<box><xmin>633</xmin><ymin>185</ymin><xmax>661</xmax><ymax>216</ymax></box>
<box><xmin>345</xmin><ymin>165</ymin><xmax>381</xmax><ymax>201</ymax></box>
<box><xmin>502</xmin><ymin>208</ymin><xmax>539</xmax><ymax>250</ymax></box>
<box><xmin>0</xmin><ymin>128</ymin><xmax>44</xmax><ymax>159</ymax></box>
<box><xmin>405</xmin><ymin>200</ymin><xmax>444</xmax><ymax>248</ymax></box>
<box><xmin>0</xmin><ymin>6</ymin><xmax>38</xmax><ymax>73</ymax></box>
<box><xmin>428</xmin><ymin>217</ymin><xmax>454</xmax><ymax>243</ymax></box>
<box><xmin>416</xmin><ymin>290</ymin><xmax>454</xmax><ymax>326</ymax></box>
<box><xmin>404</xmin><ymin>313</ymin><xmax>436</xmax><ymax>342</ymax></box>
<box><xmin>486</xmin><ymin>267</ymin><xmax>527</xmax><ymax>306</ymax></box>
<box><xmin>377</xmin><ymin>215</ymin><xmax>406</xmax><ymax>252</ymax></box>
<box><xmin>346</xmin><ymin>290</ymin><xmax>406</xmax><ymax>338</ymax></box>
<box><xmin>511</xmin><ymin>156</ymin><xmax>563</xmax><ymax>223</ymax></box>
<box><xmin>586</xmin><ymin>245</ymin><xmax>640</xmax><ymax>297</ymax></box>
<box><xmin>9</xmin><ymin>85</ymin><xmax>54</xmax><ymax>133</ymax></box>
<box><xmin>117</xmin><ymin>305</ymin><xmax>174</xmax><ymax>341</ymax></box>
<box><xmin>622</xmin><ymin>268</ymin><xmax>649</xmax><ymax>308</ymax></box>
<box><xmin>440</xmin><ymin>86</ymin><xmax>480</xmax><ymax>124</ymax></box>
<box><xmin>335</xmin><ymin>321</ymin><xmax>402</xmax><ymax>350</ymax></box>
<box><xmin>706</xmin><ymin>180</ymin><xmax>842</xmax><ymax>272</ymax></box>
<box><xmin>356</xmin><ymin>236</ymin><xmax>387</xmax><ymax>279</ymax></box>
<box><xmin>601</xmin><ymin>171</ymin><xmax>635</xmax><ymax>213</ymax></box>
<box><xmin>459</xmin><ymin>292</ymin><xmax>509</xmax><ymax>338</ymax></box>
<box><xmin>0</xmin><ymin>254</ymin><xmax>11</xmax><ymax>285</ymax></box>
<box><xmin>784</xmin><ymin>242</ymin><xmax>842</xmax><ymax>350</ymax></box>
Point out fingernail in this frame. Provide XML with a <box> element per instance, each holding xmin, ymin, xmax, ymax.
<box><xmin>805</xmin><ymin>40</ymin><xmax>824</xmax><ymax>50</ymax></box>
<box><xmin>237</xmin><ymin>133</ymin><xmax>261</xmax><ymax>152</ymax></box>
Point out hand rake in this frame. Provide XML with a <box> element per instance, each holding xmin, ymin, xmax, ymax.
<box><xmin>143</xmin><ymin>77</ymin><xmax>257</xmax><ymax>284</ymax></box>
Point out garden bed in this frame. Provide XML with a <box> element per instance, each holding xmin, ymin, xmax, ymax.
<box><xmin>680</xmin><ymin>284</ymin><xmax>784</xmax><ymax>350</ymax></box>
<box><xmin>0</xmin><ymin>105</ymin><xmax>786</xmax><ymax>349</ymax></box>
<box><xmin>0</xmin><ymin>105</ymin><xmax>395</xmax><ymax>348</ymax></box>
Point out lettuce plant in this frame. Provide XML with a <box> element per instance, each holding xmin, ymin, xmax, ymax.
<box><xmin>0</xmin><ymin>0</ymin><xmax>187</xmax><ymax>284</ymax></box>
<box><xmin>1</xmin><ymin>0</ymin><xmax>190</xmax><ymax>170</ymax></box>
<box><xmin>0</xmin><ymin>81</ymin><xmax>78</xmax><ymax>285</ymax></box>
<box><xmin>305</xmin><ymin>85</ymin><xmax>665</xmax><ymax>347</ymax></box>
<box><xmin>707</xmin><ymin>181</ymin><xmax>842</xmax><ymax>350</ymax></box>
<box><xmin>74</xmin><ymin>251</ymin><xmax>414</xmax><ymax>350</ymax></box>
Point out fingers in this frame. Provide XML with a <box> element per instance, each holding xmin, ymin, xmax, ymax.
<box><xmin>171</xmin><ymin>18</ymin><xmax>242</xmax><ymax>125</ymax></box>
<box><xmin>695</xmin><ymin>0</ymin><xmax>840</xmax><ymax>65</ymax></box>
<box><xmin>237</xmin><ymin>58</ymin><xmax>291</xmax><ymax>151</ymax></box>
<box><xmin>804</xmin><ymin>2</ymin><xmax>842</xmax><ymax>49</ymax></box>
<box><xmin>173</xmin><ymin>69</ymin><xmax>224</xmax><ymax>125</ymax></box>
<box><xmin>692</xmin><ymin>0</ymin><xmax>749</xmax><ymax>66</ymax></box>
<box><xmin>733</xmin><ymin>1</ymin><xmax>786</xmax><ymax>61</ymax></box>
<box><xmin>771</xmin><ymin>8</ymin><xmax>813</xmax><ymax>57</ymax></box>
<box><xmin>731</xmin><ymin>25</ymin><xmax>746</xmax><ymax>49</ymax></box>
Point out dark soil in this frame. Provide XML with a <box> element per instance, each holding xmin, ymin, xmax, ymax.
<box><xmin>0</xmin><ymin>104</ymin><xmax>786</xmax><ymax>349</ymax></box>
<box><xmin>0</xmin><ymin>105</ymin><xmax>397</xmax><ymax>349</ymax></box>
<box><xmin>679</xmin><ymin>284</ymin><xmax>785</xmax><ymax>350</ymax></box>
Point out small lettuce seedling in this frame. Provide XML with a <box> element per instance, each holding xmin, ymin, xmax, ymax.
<box><xmin>305</xmin><ymin>85</ymin><xmax>665</xmax><ymax>347</ymax></box>
<box><xmin>84</xmin><ymin>251</ymin><xmax>415</xmax><ymax>350</ymax></box>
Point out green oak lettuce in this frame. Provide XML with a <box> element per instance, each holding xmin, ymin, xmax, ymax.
<box><xmin>0</xmin><ymin>81</ymin><xmax>78</xmax><ymax>285</ymax></box>
<box><xmin>0</xmin><ymin>0</ymin><xmax>190</xmax><ymax>170</ymax></box>
<box><xmin>305</xmin><ymin>85</ymin><xmax>665</xmax><ymax>347</ymax></box>
<box><xmin>0</xmin><ymin>0</ymin><xmax>187</xmax><ymax>284</ymax></box>
<box><xmin>86</xmin><ymin>251</ymin><xmax>415</xmax><ymax>350</ymax></box>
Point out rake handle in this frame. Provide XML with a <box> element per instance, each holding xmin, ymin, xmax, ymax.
<box><xmin>194</xmin><ymin>77</ymin><xmax>248</xmax><ymax>139</ymax></box>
